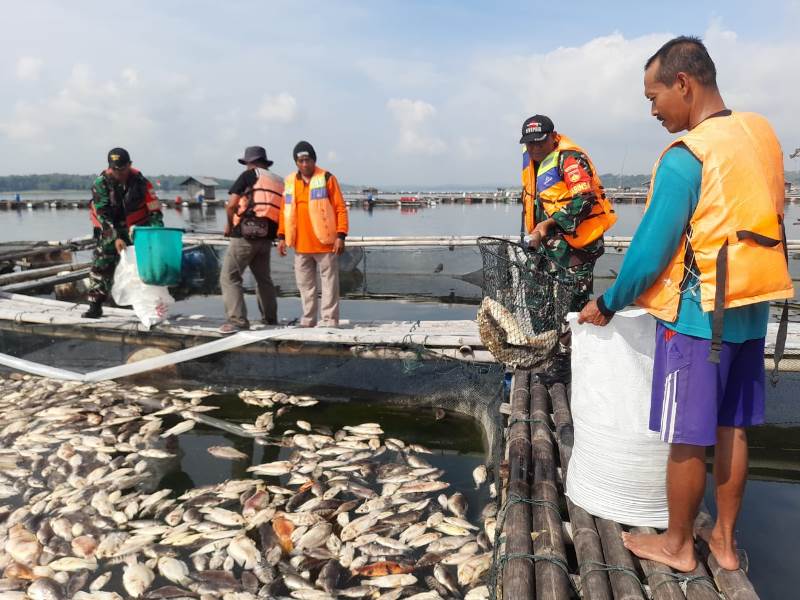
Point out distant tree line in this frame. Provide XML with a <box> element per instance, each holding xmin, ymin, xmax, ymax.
<box><xmin>1</xmin><ymin>171</ymin><xmax>797</xmax><ymax>193</ymax></box>
<box><xmin>0</xmin><ymin>174</ymin><xmax>234</xmax><ymax>192</ymax></box>
<box><xmin>600</xmin><ymin>171</ymin><xmax>800</xmax><ymax>189</ymax></box>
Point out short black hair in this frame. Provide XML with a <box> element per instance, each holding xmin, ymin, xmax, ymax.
<box><xmin>645</xmin><ymin>36</ymin><xmax>717</xmax><ymax>88</ymax></box>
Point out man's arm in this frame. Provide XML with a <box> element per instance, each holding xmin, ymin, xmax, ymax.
<box><xmin>224</xmin><ymin>171</ymin><xmax>252</xmax><ymax>236</ymax></box>
<box><xmin>548</xmin><ymin>150</ymin><xmax>599</xmax><ymax>235</ymax></box>
<box><xmin>584</xmin><ymin>146</ymin><xmax>701</xmax><ymax>323</ymax></box>
<box><xmin>326</xmin><ymin>174</ymin><xmax>348</xmax><ymax>255</ymax></box>
<box><xmin>327</xmin><ymin>174</ymin><xmax>349</xmax><ymax>239</ymax></box>
<box><xmin>91</xmin><ymin>176</ymin><xmax>117</xmax><ymax>240</ymax></box>
<box><xmin>224</xmin><ymin>194</ymin><xmax>241</xmax><ymax>236</ymax></box>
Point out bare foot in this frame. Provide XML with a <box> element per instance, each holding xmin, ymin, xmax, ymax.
<box><xmin>621</xmin><ymin>531</ymin><xmax>697</xmax><ymax>572</ymax></box>
<box><xmin>695</xmin><ymin>526</ymin><xmax>740</xmax><ymax>570</ymax></box>
<box><xmin>708</xmin><ymin>530</ymin><xmax>740</xmax><ymax>570</ymax></box>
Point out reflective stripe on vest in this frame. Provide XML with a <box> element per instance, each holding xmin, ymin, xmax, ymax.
<box><xmin>282</xmin><ymin>167</ymin><xmax>337</xmax><ymax>247</ymax></box>
<box><xmin>520</xmin><ymin>135</ymin><xmax>616</xmax><ymax>248</ymax></box>
<box><xmin>635</xmin><ymin>111</ymin><xmax>793</xmax><ymax>362</ymax></box>
<box><xmin>233</xmin><ymin>168</ymin><xmax>283</xmax><ymax>227</ymax></box>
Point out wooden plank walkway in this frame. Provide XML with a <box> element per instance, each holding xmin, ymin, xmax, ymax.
<box><xmin>0</xmin><ymin>292</ymin><xmax>798</xmax><ymax>367</ymax></box>
<box><xmin>497</xmin><ymin>372</ymin><xmax>760</xmax><ymax>599</ymax></box>
<box><xmin>0</xmin><ymin>292</ymin><xmax>492</xmax><ymax>363</ymax></box>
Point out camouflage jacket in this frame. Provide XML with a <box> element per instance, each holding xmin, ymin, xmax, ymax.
<box><xmin>91</xmin><ymin>170</ymin><xmax>163</xmax><ymax>240</ymax></box>
<box><xmin>533</xmin><ymin>149</ymin><xmax>604</xmax><ymax>269</ymax></box>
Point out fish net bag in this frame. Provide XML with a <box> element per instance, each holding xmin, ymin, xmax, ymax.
<box><xmin>477</xmin><ymin>237</ymin><xmax>576</xmax><ymax>371</ymax></box>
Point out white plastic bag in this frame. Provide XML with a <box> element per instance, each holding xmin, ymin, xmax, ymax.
<box><xmin>112</xmin><ymin>247</ymin><xmax>174</xmax><ymax>329</ymax></box>
<box><xmin>565</xmin><ymin>309</ymin><xmax>670</xmax><ymax>527</ymax></box>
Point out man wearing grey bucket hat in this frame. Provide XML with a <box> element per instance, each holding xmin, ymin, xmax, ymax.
<box><xmin>219</xmin><ymin>145</ymin><xmax>284</xmax><ymax>334</ymax></box>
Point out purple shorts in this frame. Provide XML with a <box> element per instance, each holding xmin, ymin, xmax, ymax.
<box><xmin>650</xmin><ymin>322</ymin><xmax>765</xmax><ymax>446</ymax></box>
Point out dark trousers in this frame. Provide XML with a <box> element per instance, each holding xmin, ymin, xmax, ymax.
<box><xmin>219</xmin><ymin>237</ymin><xmax>278</xmax><ymax>326</ymax></box>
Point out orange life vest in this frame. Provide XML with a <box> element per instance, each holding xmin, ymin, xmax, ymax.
<box><xmin>521</xmin><ymin>135</ymin><xmax>616</xmax><ymax>248</ymax></box>
<box><xmin>89</xmin><ymin>168</ymin><xmax>161</xmax><ymax>229</ymax></box>
<box><xmin>635</xmin><ymin>112</ymin><xmax>793</xmax><ymax>358</ymax></box>
<box><xmin>282</xmin><ymin>167</ymin><xmax>338</xmax><ymax>248</ymax></box>
<box><xmin>232</xmin><ymin>168</ymin><xmax>283</xmax><ymax>227</ymax></box>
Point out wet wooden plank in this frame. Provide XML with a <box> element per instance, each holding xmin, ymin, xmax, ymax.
<box><xmin>529</xmin><ymin>382</ymin><xmax>571</xmax><ymax>600</ymax></box>
<box><xmin>549</xmin><ymin>382</ymin><xmax>573</xmax><ymax>479</ymax></box>
<box><xmin>685</xmin><ymin>560</ymin><xmax>724</xmax><ymax>600</ymax></box>
<box><xmin>3</xmin><ymin>268</ymin><xmax>90</xmax><ymax>292</ymax></box>
<box><xmin>629</xmin><ymin>526</ymin><xmax>685</xmax><ymax>600</ymax></box>
<box><xmin>567</xmin><ymin>500</ymin><xmax>614</xmax><ymax>600</ymax></box>
<box><xmin>595</xmin><ymin>518</ymin><xmax>646</xmax><ymax>600</ymax></box>
<box><xmin>503</xmin><ymin>370</ymin><xmax>534</xmax><ymax>600</ymax></box>
<box><xmin>550</xmin><ymin>383</ymin><xmax>612</xmax><ymax>600</ymax></box>
<box><xmin>695</xmin><ymin>510</ymin><xmax>759</xmax><ymax>600</ymax></box>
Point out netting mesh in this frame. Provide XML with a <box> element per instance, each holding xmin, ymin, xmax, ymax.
<box><xmin>477</xmin><ymin>237</ymin><xmax>576</xmax><ymax>371</ymax></box>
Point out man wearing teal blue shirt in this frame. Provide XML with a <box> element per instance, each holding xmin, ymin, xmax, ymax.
<box><xmin>579</xmin><ymin>36</ymin><xmax>790</xmax><ymax>573</ymax></box>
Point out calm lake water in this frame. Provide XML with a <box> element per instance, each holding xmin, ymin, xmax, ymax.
<box><xmin>1</xmin><ymin>199</ymin><xmax>798</xmax><ymax>598</ymax></box>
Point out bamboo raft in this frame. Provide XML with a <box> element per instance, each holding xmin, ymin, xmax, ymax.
<box><xmin>498</xmin><ymin>370</ymin><xmax>760</xmax><ymax>600</ymax></box>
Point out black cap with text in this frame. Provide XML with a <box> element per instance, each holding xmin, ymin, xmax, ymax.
<box><xmin>519</xmin><ymin>115</ymin><xmax>555</xmax><ymax>143</ymax></box>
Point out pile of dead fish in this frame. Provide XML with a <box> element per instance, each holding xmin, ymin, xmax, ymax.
<box><xmin>0</xmin><ymin>373</ymin><xmax>495</xmax><ymax>599</ymax></box>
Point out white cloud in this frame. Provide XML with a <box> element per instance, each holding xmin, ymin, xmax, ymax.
<box><xmin>257</xmin><ymin>92</ymin><xmax>298</xmax><ymax>124</ymax></box>
<box><xmin>0</xmin><ymin>6</ymin><xmax>798</xmax><ymax>185</ymax></box>
<box><xmin>122</xmin><ymin>68</ymin><xmax>139</xmax><ymax>87</ymax></box>
<box><xmin>442</xmin><ymin>25</ymin><xmax>800</xmax><ymax>178</ymax></box>
<box><xmin>327</xmin><ymin>150</ymin><xmax>338</xmax><ymax>162</ymax></box>
<box><xmin>16</xmin><ymin>56</ymin><xmax>43</xmax><ymax>81</ymax></box>
<box><xmin>457</xmin><ymin>137</ymin><xmax>485</xmax><ymax>160</ymax></box>
<box><xmin>386</xmin><ymin>98</ymin><xmax>446</xmax><ymax>155</ymax></box>
<box><xmin>358</xmin><ymin>57</ymin><xmax>438</xmax><ymax>89</ymax></box>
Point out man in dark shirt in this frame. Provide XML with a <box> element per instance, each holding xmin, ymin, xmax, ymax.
<box><xmin>219</xmin><ymin>146</ymin><xmax>283</xmax><ymax>333</ymax></box>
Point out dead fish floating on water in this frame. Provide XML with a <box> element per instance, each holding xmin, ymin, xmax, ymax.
<box><xmin>0</xmin><ymin>374</ymin><xmax>495</xmax><ymax>599</ymax></box>
<box><xmin>472</xmin><ymin>464</ymin><xmax>487</xmax><ymax>489</ymax></box>
<box><xmin>207</xmin><ymin>445</ymin><xmax>249</xmax><ymax>461</ymax></box>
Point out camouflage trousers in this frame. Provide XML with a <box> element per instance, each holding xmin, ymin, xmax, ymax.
<box><xmin>566</xmin><ymin>261</ymin><xmax>594</xmax><ymax>312</ymax></box>
<box><xmin>87</xmin><ymin>235</ymin><xmax>122</xmax><ymax>304</ymax></box>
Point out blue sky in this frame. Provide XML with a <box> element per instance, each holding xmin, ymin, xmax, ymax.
<box><xmin>1</xmin><ymin>1</ymin><xmax>799</xmax><ymax>185</ymax></box>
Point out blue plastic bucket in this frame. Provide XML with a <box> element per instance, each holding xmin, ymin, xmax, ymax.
<box><xmin>133</xmin><ymin>226</ymin><xmax>184</xmax><ymax>286</ymax></box>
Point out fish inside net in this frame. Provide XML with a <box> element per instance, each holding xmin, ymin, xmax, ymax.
<box><xmin>476</xmin><ymin>237</ymin><xmax>577</xmax><ymax>374</ymax></box>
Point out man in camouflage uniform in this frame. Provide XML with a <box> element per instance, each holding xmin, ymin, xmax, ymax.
<box><xmin>520</xmin><ymin>114</ymin><xmax>614</xmax><ymax>311</ymax></box>
<box><xmin>82</xmin><ymin>148</ymin><xmax>163</xmax><ymax>318</ymax></box>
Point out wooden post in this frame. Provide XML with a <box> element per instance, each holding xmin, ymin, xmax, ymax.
<box><xmin>551</xmin><ymin>383</ymin><xmax>612</xmax><ymax>600</ymax></box>
<box><xmin>3</xmin><ymin>268</ymin><xmax>91</xmax><ymax>293</ymax></box>
<box><xmin>549</xmin><ymin>382</ymin><xmax>573</xmax><ymax>479</ymax></box>
<box><xmin>685</xmin><ymin>561</ymin><xmax>723</xmax><ymax>600</ymax></box>
<box><xmin>503</xmin><ymin>369</ymin><xmax>534</xmax><ymax>600</ymax></box>
<box><xmin>0</xmin><ymin>261</ymin><xmax>92</xmax><ymax>286</ymax></box>
<box><xmin>629</xmin><ymin>526</ymin><xmax>685</xmax><ymax>600</ymax></box>
<box><xmin>695</xmin><ymin>510</ymin><xmax>759</xmax><ymax>600</ymax></box>
<box><xmin>566</xmin><ymin>500</ymin><xmax>614</xmax><ymax>600</ymax></box>
<box><xmin>530</xmin><ymin>382</ymin><xmax>571</xmax><ymax>599</ymax></box>
<box><xmin>595</xmin><ymin>518</ymin><xmax>646</xmax><ymax>600</ymax></box>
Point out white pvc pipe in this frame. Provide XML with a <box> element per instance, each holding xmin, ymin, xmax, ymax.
<box><xmin>0</xmin><ymin>328</ymin><xmax>296</xmax><ymax>383</ymax></box>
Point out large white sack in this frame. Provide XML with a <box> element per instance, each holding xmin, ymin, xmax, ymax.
<box><xmin>565</xmin><ymin>309</ymin><xmax>669</xmax><ymax>527</ymax></box>
<box><xmin>112</xmin><ymin>247</ymin><xmax>174</xmax><ymax>329</ymax></box>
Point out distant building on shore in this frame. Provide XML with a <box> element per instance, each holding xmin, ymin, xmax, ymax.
<box><xmin>180</xmin><ymin>176</ymin><xmax>219</xmax><ymax>202</ymax></box>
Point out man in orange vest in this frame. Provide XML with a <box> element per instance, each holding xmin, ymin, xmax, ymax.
<box><xmin>520</xmin><ymin>115</ymin><xmax>616</xmax><ymax>311</ymax></box>
<box><xmin>277</xmin><ymin>141</ymin><xmax>349</xmax><ymax>327</ymax></box>
<box><xmin>83</xmin><ymin>147</ymin><xmax>163</xmax><ymax>319</ymax></box>
<box><xmin>219</xmin><ymin>146</ymin><xmax>283</xmax><ymax>334</ymax></box>
<box><xmin>579</xmin><ymin>37</ymin><xmax>792</xmax><ymax>572</ymax></box>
